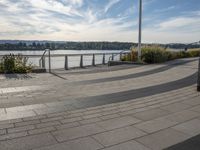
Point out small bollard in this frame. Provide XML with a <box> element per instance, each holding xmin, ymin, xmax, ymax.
<box><xmin>120</xmin><ymin>53</ymin><xmax>122</xmax><ymax>61</ymax></box>
<box><xmin>92</xmin><ymin>54</ymin><xmax>95</xmax><ymax>66</ymax></box>
<box><xmin>65</xmin><ymin>55</ymin><xmax>69</xmax><ymax>70</ymax></box>
<box><xmin>197</xmin><ymin>57</ymin><xmax>200</xmax><ymax>91</ymax></box>
<box><xmin>48</xmin><ymin>49</ymin><xmax>51</xmax><ymax>73</ymax></box>
<box><xmin>102</xmin><ymin>54</ymin><xmax>106</xmax><ymax>65</ymax></box>
<box><xmin>80</xmin><ymin>55</ymin><xmax>83</xmax><ymax>68</ymax></box>
<box><xmin>112</xmin><ymin>54</ymin><xmax>114</xmax><ymax>61</ymax></box>
<box><xmin>42</xmin><ymin>57</ymin><xmax>45</xmax><ymax>68</ymax></box>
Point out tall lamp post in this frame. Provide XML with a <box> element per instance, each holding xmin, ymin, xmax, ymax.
<box><xmin>138</xmin><ymin>0</ymin><xmax>142</xmax><ymax>60</ymax></box>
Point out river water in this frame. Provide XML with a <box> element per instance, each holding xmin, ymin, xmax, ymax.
<box><xmin>0</xmin><ymin>50</ymin><xmax>125</xmax><ymax>69</ymax></box>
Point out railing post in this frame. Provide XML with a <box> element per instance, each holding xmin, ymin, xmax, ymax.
<box><xmin>92</xmin><ymin>54</ymin><xmax>95</xmax><ymax>66</ymax></box>
<box><xmin>197</xmin><ymin>57</ymin><xmax>200</xmax><ymax>92</ymax></box>
<box><xmin>120</xmin><ymin>53</ymin><xmax>122</xmax><ymax>61</ymax></box>
<box><xmin>102</xmin><ymin>53</ymin><xmax>106</xmax><ymax>65</ymax></box>
<box><xmin>48</xmin><ymin>49</ymin><xmax>51</xmax><ymax>73</ymax></box>
<box><xmin>112</xmin><ymin>54</ymin><xmax>114</xmax><ymax>61</ymax></box>
<box><xmin>80</xmin><ymin>55</ymin><xmax>83</xmax><ymax>68</ymax></box>
<box><xmin>42</xmin><ymin>57</ymin><xmax>45</xmax><ymax>68</ymax></box>
<box><xmin>65</xmin><ymin>55</ymin><xmax>69</xmax><ymax>70</ymax></box>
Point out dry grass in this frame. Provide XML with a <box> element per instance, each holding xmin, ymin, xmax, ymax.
<box><xmin>188</xmin><ymin>48</ymin><xmax>200</xmax><ymax>51</ymax></box>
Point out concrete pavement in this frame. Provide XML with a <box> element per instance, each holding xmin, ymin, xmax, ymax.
<box><xmin>0</xmin><ymin>58</ymin><xmax>199</xmax><ymax>150</ymax></box>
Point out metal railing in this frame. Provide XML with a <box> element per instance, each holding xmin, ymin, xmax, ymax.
<box><xmin>109</xmin><ymin>49</ymin><xmax>131</xmax><ymax>61</ymax></box>
<box><xmin>0</xmin><ymin>51</ymin><xmax>131</xmax><ymax>71</ymax></box>
<box><xmin>39</xmin><ymin>49</ymin><xmax>51</xmax><ymax>72</ymax></box>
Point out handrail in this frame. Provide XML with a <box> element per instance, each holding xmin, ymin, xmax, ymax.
<box><xmin>109</xmin><ymin>49</ymin><xmax>131</xmax><ymax>61</ymax></box>
<box><xmin>0</xmin><ymin>52</ymin><xmax>130</xmax><ymax>58</ymax></box>
<box><xmin>39</xmin><ymin>49</ymin><xmax>49</xmax><ymax>67</ymax></box>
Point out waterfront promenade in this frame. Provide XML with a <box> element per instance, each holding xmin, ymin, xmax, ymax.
<box><xmin>0</xmin><ymin>57</ymin><xmax>200</xmax><ymax>150</ymax></box>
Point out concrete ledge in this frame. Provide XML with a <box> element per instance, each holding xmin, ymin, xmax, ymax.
<box><xmin>32</xmin><ymin>67</ymin><xmax>46</xmax><ymax>73</ymax></box>
<box><xmin>108</xmin><ymin>61</ymin><xmax>144</xmax><ymax>66</ymax></box>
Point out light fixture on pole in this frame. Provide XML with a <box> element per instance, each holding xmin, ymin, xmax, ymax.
<box><xmin>138</xmin><ymin>0</ymin><xmax>142</xmax><ymax>60</ymax></box>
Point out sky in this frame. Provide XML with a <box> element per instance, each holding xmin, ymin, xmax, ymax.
<box><xmin>0</xmin><ymin>0</ymin><xmax>199</xmax><ymax>43</ymax></box>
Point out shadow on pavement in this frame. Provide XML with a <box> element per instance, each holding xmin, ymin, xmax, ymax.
<box><xmin>164</xmin><ymin>134</ymin><xmax>200</xmax><ymax>150</ymax></box>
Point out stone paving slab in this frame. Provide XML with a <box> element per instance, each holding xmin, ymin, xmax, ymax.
<box><xmin>33</xmin><ymin>137</ymin><xmax>104</xmax><ymax>150</ymax></box>
<box><xmin>0</xmin><ymin>133</ymin><xmax>57</xmax><ymax>150</ymax></box>
<box><xmin>172</xmin><ymin>119</ymin><xmax>200</xmax><ymax>137</ymax></box>
<box><xmin>136</xmin><ymin>128</ymin><xmax>191</xmax><ymax>150</ymax></box>
<box><xmin>93</xmin><ymin>126</ymin><xmax>146</xmax><ymax>147</ymax></box>
<box><xmin>134</xmin><ymin>117</ymin><xmax>178</xmax><ymax>133</ymax></box>
<box><xmin>132</xmin><ymin>108</ymin><xmax>170</xmax><ymax>121</ymax></box>
<box><xmin>52</xmin><ymin>123</ymin><xmax>105</xmax><ymax>142</ymax></box>
<box><xmin>102</xmin><ymin>140</ymin><xmax>151</xmax><ymax>150</ymax></box>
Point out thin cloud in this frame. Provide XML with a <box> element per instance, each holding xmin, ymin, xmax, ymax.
<box><xmin>104</xmin><ymin>0</ymin><xmax>121</xmax><ymax>13</ymax></box>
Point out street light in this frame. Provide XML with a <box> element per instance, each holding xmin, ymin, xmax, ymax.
<box><xmin>138</xmin><ymin>0</ymin><xmax>142</xmax><ymax>60</ymax></box>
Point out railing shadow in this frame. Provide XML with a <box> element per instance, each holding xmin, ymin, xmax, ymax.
<box><xmin>50</xmin><ymin>72</ymin><xmax>67</xmax><ymax>80</ymax></box>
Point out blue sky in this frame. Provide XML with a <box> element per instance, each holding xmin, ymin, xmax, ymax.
<box><xmin>0</xmin><ymin>0</ymin><xmax>199</xmax><ymax>43</ymax></box>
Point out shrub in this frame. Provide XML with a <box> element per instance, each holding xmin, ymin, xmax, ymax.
<box><xmin>121</xmin><ymin>46</ymin><xmax>200</xmax><ymax>64</ymax></box>
<box><xmin>0</xmin><ymin>54</ymin><xmax>33</xmax><ymax>74</ymax></box>
<box><xmin>141</xmin><ymin>46</ymin><xmax>170</xmax><ymax>63</ymax></box>
<box><xmin>3</xmin><ymin>54</ymin><xmax>15</xmax><ymax>73</ymax></box>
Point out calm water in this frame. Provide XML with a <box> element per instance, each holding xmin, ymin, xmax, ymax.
<box><xmin>0</xmin><ymin>50</ymin><xmax>125</xmax><ymax>69</ymax></box>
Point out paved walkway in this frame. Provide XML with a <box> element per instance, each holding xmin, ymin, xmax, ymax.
<box><xmin>0</xmin><ymin>58</ymin><xmax>200</xmax><ymax>150</ymax></box>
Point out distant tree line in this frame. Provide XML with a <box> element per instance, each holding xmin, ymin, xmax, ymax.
<box><xmin>0</xmin><ymin>41</ymin><xmax>199</xmax><ymax>51</ymax></box>
<box><xmin>0</xmin><ymin>42</ymin><xmax>135</xmax><ymax>51</ymax></box>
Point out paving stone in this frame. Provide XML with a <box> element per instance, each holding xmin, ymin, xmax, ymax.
<box><xmin>36</xmin><ymin>121</ymin><xmax>61</xmax><ymax>128</ymax></box>
<box><xmin>163</xmin><ymin>110</ymin><xmax>199</xmax><ymax>123</ymax></box>
<box><xmin>134</xmin><ymin>118</ymin><xmax>178</xmax><ymax>133</ymax></box>
<box><xmin>96</xmin><ymin>116</ymin><xmax>141</xmax><ymax>130</ymax></box>
<box><xmin>0</xmin><ymin>133</ymin><xmax>57</xmax><ymax>150</ymax></box>
<box><xmin>41</xmin><ymin>116</ymin><xmax>63</xmax><ymax>123</ymax></box>
<box><xmin>23</xmin><ymin>115</ymin><xmax>47</xmax><ymax>121</ymax></box>
<box><xmin>28</xmin><ymin>126</ymin><xmax>56</xmax><ymax>135</ymax></box>
<box><xmin>15</xmin><ymin>120</ymin><xmax>40</xmax><ymax>127</ymax></box>
<box><xmin>0</xmin><ymin>123</ymin><xmax>14</xmax><ymax>129</ymax></box>
<box><xmin>64</xmin><ymin>112</ymin><xmax>83</xmax><ymax>118</ymax></box>
<box><xmin>0</xmin><ymin>118</ymin><xmax>22</xmax><ymax>125</ymax></box>
<box><xmin>82</xmin><ymin>113</ymin><xmax>102</xmax><ymax>119</ymax></box>
<box><xmin>55</xmin><ymin>122</ymin><xmax>80</xmax><ymax>130</ymax></box>
<box><xmin>0</xmin><ymin>110</ymin><xmax>36</xmax><ymax>121</ymax></box>
<box><xmin>102</xmin><ymin>140</ymin><xmax>151</xmax><ymax>150</ymax></box>
<box><xmin>172</xmin><ymin>119</ymin><xmax>200</xmax><ymax>136</ymax></box>
<box><xmin>100</xmin><ymin>114</ymin><xmax>120</xmax><ymax>120</ymax></box>
<box><xmin>189</xmin><ymin>105</ymin><xmax>200</xmax><ymax>113</ymax></box>
<box><xmin>132</xmin><ymin>108</ymin><xmax>170</xmax><ymax>121</ymax></box>
<box><xmin>0</xmin><ymin>129</ymin><xmax>6</xmax><ymax>135</ymax></box>
<box><xmin>33</xmin><ymin>137</ymin><xmax>103</xmax><ymax>150</ymax></box>
<box><xmin>46</xmin><ymin>111</ymin><xmax>68</xmax><ymax>118</ymax></box>
<box><xmin>83</xmin><ymin>109</ymin><xmax>102</xmax><ymax>115</ymax></box>
<box><xmin>34</xmin><ymin>107</ymin><xmax>67</xmax><ymax>115</ymax></box>
<box><xmin>0</xmin><ymin>131</ymin><xmax>28</xmax><ymax>141</ymax></box>
<box><xmin>52</xmin><ymin>123</ymin><xmax>105</xmax><ymax>142</ymax></box>
<box><xmin>182</xmin><ymin>97</ymin><xmax>200</xmax><ymax>106</ymax></box>
<box><xmin>93</xmin><ymin>126</ymin><xmax>146</xmax><ymax>147</ymax></box>
<box><xmin>6</xmin><ymin>104</ymin><xmax>47</xmax><ymax>113</ymax></box>
<box><xmin>79</xmin><ymin>117</ymin><xmax>101</xmax><ymax>125</ymax></box>
<box><xmin>61</xmin><ymin>117</ymin><xmax>83</xmax><ymax>124</ymax></box>
<box><xmin>8</xmin><ymin>125</ymin><xmax>35</xmax><ymax>133</ymax></box>
<box><xmin>136</xmin><ymin>128</ymin><xmax>190</xmax><ymax>150</ymax></box>
<box><xmin>160</xmin><ymin>103</ymin><xmax>191</xmax><ymax>113</ymax></box>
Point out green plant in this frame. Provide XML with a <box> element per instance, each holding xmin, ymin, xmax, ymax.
<box><xmin>121</xmin><ymin>46</ymin><xmax>200</xmax><ymax>64</ymax></box>
<box><xmin>141</xmin><ymin>46</ymin><xmax>170</xmax><ymax>63</ymax></box>
<box><xmin>3</xmin><ymin>54</ymin><xmax>15</xmax><ymax>73</ymax></box>
<box><xmin>0</xmin><ymin>54</ymin><xmax>33</xmax><ymax>74</ymax></box>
